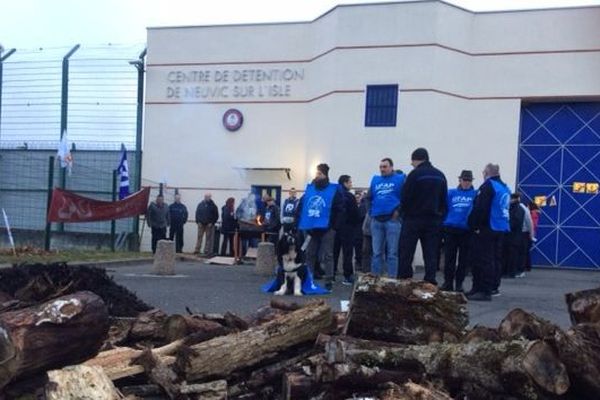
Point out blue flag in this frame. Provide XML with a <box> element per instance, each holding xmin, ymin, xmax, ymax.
<box><xmin>117</xmin><ymin>144</ymin><xmax>130</xmax><ymax>200</ymax></box>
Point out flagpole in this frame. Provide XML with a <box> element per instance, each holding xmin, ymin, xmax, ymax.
<box><xmin>111</xmin><ymin>169</ymin><xmax>117</xmax><ymax>252</ymax></box>
<box><xmin>2</xmin><ymin>208</ymin><xmax>16</xmax><ymax>257</ymax></box>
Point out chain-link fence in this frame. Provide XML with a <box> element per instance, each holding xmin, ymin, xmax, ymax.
<box><xmin>0</xmin><ymin>44</ymin><xmax>145</xmax><ymax>249</ymax></box>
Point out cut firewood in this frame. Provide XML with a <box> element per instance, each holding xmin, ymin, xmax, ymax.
<box><xmin>133</xmin><ymin>348</ymin><xmax>184</xmax><ymax>400</ymax></box>
<box><xmin>45</xmin><ymin>365</ymin><xmax>121</xmax><ymax>400</ymax></box>
<box><xmin>130</xmin><ymin>308</ymin><xmax>168</xmax><ymax>341</ymax></box>
<box><xmin>498</xmin><ymin>308</ymin><xmax>561</xmax><ymax>340</ymax></box>
<box><xmin>269</xmin><ymin>298</ymin><xmax>303</xmax><ymax>311</ymax></box>
<box><xmin>163</xmin><ymin>314</ymin><xmax>228</xmax><ymax>342</ymax></box>
<box><xmin>175</xmin><ymin>301</ymin><xmax>332</xmax><ymax>382</ymax></box>
<box><xmin>344</xmin><ymin>274</ymin><xmax>468</xmax><ymax>344</ymax></box>
<box><xmin>552</xmin><ymin>322</ymin><xmax>600</xmax><ymax>399</ymax></box>
<box><xmin>283</xmin><ymin>372</ymin><xmax>318</xmax><ymax>400</ymax></box>
<box><xmin>323</xmin><ymin>335</ymin><xmax>569</xmax><ymax>399</ymax></box>
<box><xmin>461</xmin><ymin>325</ymin><xmax>501</xmax><ymax>343</ymax></box>
<box><xmin>565</xmin><ymin>287</ymin><xmax>600</xmax><ymax>324</ymax></box>
<box><xmin>0</xmin><ymin>291</ymin><xmax>109</xmax><ymax>390</ymax></box>
<box><xmin>180</xmin><ymin>380</ymin><xmax>227</xmax><ymax>399</ymax></box>
<box><xmin>378</xmin><ymin>382</ymin><xmax>452</xmax><ymax>400</ymax></box>
<box><xmin>244</xmin><ymin>305</ymin><xmax>287</xmax><ymax>326</ymax></box>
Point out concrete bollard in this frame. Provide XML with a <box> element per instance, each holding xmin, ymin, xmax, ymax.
<box><xmin>153</xmin><ymin>239</ymin><xmax>176</xmax><ymax>275</ymax></box>
<box><xmin>255</xmin><ymin>242</ymin><xmax>277</xmax><ymax>276</ymax></box>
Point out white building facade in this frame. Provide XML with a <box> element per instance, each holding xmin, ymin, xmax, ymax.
<box><xmin>144</xmin><ymin>1</ymin><xmax>600</xmax><ymax>268</ymax></box>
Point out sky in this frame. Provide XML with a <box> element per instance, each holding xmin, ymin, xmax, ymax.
<box><xmin>2</xmin><ymin>0</ymin><xmax>600</xmax><ymax>50</ymax></box>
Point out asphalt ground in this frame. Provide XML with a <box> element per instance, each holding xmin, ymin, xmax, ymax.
<box><xmin>108</xmin><ymin>261</ymin><xmax>600</xmax><ymax>329</ymax></box>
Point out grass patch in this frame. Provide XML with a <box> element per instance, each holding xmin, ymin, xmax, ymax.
<box><xmin>0</xmin><ymin>248</ymin><xmax>152</xmax><ymax>265</ymax></box>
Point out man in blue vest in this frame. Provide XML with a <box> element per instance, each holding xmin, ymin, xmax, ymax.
<box><xmin>441</xmin><ymin>170</ymin><xmax>476</xmax><ymax>292</ymax></box>
<box><xmin>467</xmin><ymin>163</ymin><xmax>510</xmax><ymax>301</ymax></box>
<box><xmin>297</xmin><ymin>163</ymin><xmax>344</xmax><ymax>291</ymax></box>
<box><xmin>369</xmin><ymin>158</ymin><xmax>405</xmax><ymax>278</ymax></box>
<box><xmin>398</xmin><ymin>148</ymin><xmax>448</xmax><ymax>285</ymax></box>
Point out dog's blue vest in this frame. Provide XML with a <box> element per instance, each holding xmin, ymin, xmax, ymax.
<box><xmin>298</xmin><ymin>183</ymin><xmax>337</xmax><ymax>230</ymax></box>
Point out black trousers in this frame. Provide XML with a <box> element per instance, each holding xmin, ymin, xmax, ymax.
<box><xmin>334</xmin><ymin>227</ymin><xmax>355</xmax><ymax>279</ymax></box>
<box><xmin>220</xmin><ymin>232</ymin><xmax>235</xmax><ymax>256</ymax></box>
<box><xmin>471</xmin><ymin>230</ymin><xmax>503</xmax><ymax>294</ymax></box>
<box><xmin>151</xmin><ymin>227</ymin><xmax>167</xmax><ymax>254</ymax></box>
<box><xmin>168</xmin><ymin>223</ymin><xmax>184</xmax><ymax>253</ymax></box>
<box><xmin>443</xmin><ymin>227</ymin><xmax>471</xmax><ymax>288</ymax></box>
<box><xmin>353</xmin><ymin>225</ymin><xmax>363</xmax><ymax>269</ymax></box>
<box><xmin>398</xmin><ymin>218</ymin><xmax>442</xmax><ymax>285</ymax></box>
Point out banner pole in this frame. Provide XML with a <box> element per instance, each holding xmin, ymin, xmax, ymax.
<box><xmin>111</xmin><ymin>169</ymin><xmax>117</xmax><ymax>252</ymax></box>
<box><xmin>1</xmin><ymin>208</ymin><xmax>16</xmax><ymax>256</ymax></box>
<box><xmin>44</xmin><ymin>156</ymin><xmax>55</xmax><ymax>251</ymax></box>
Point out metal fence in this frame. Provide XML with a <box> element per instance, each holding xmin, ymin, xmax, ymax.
<box><xmin>0</xmin><ymin>44</ymin><xmax>145</xmax><ymax>247</ymax></box>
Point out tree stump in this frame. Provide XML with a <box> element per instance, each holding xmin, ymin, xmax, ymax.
<box><xmin>45</xmin><ymin>365</ymin><xmax>119</xmax><ymax>400</ymax></box>
<box><xmin>153</xmin><ymin>240</ymin><xmax>176</xmax><ymax>275</ymax></box>
<box><xmin>255</xmin><ymin>242</ymin><xmax>277</xmax><ymax>276</ymax></box>
<box><xmin>565</xmin><ymin>287</ymin><xmax>600</xmax><ymax>324</ymax></box>
<box><xmin>0</xmin><ymin>291</ymin><xmax>109</xmax><ymax>389</ymax></box>
<box><xmin>344</xmin><ymin>274</ymin><xmax>468</xmax><ymax>344</ymax></box>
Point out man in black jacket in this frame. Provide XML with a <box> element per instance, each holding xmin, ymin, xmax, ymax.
<box><xmin>168</xmin><ymin>192</ymin><xmax>188</xmax><ymax>253</ymax></box>
<box><xmin>262</xmin><ymin>195</ymin><xmax>281</xmax><ymax>245</ymax></box>
<box><xmin>334</xmin><ymin>175</ymin><xmax>360</xmax><ymax>285</ymax></box>
<box><xmin>398</xmin><ymin>148</ymin><xmax>448</xmax><ymax>285</ymax></box>
<box><xmin>194</xmin><ymin>193</ymin><xmax>219</xmax><ymax>256</ymax></box>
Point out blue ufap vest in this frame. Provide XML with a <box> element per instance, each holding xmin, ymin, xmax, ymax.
<box><xmin>489</xmin><ymin>179</ymin><xmax>510</xmax><ymax>232</ymax></box>
<box><xmin>369</xmin><ymin>174</ymin><xmax>405</xmax><ymax>217</ymax></box>
<box><xmin>443</xmin><ymin>187</ymin><xmax>476</xmax><ymax>229</ymax></box>
<box><xmin>298</xmin><ymin>183</ymin><xmax>338</xmax><ymax>230</ymax></box>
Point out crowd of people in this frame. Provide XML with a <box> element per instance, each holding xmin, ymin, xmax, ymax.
<box><xmin>146</xmin><ymin>146</ymin><xmax>540</xmax><ymax>301</ymax></box>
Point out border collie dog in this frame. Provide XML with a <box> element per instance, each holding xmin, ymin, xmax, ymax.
<box><xmin>274</xmin><ymin>232</ymin><xmax>305</xmax><ymax>296</ymax></box>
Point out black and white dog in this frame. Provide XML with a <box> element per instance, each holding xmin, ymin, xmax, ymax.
<box><xmin>273</xmin><ymin>232</ymin><xmax>306</xmax><ymax>296</ymax></box>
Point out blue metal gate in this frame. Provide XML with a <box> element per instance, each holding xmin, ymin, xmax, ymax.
<box><xmin>517</xmin><ymin>102</ymin><xmax>600</xmax><ymax>269</ymax></box>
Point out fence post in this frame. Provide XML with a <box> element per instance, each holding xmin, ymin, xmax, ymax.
<box><xmin>111</xmin><ymin>169</ymin><xmax>117</xmax><ymax>252</ymax></box>
<box><xmin>130</xmin><ymin>48</ymin><xmax>146</xmax><ymax>251</ymax></box>
<box><xmin>44</xmin><ymin>156</ymin><xmax>55</xmax><ymax>251</ymax></box>
<box><xmin>58</xmin><ymin>44</ymin><xmax>80</xmax><ymax>233</ymax></box>
<box><xmin>0</xmin><ymin>48</ymin><xmax>17</xmax><ymax>143</ymax></box>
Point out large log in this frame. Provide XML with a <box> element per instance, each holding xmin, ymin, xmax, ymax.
<box><xmin>323</xmin><ymin>335</ymin><xmax>569</xmax><ymax>400</ymax></box>
<box><xmin>176</xmin><ymin>301</ymin><xmax>332</xmax><ymax>381</ymax></box>
<box><xmin>565</xmin><ymin>287</ymin><xmax>600</xmax><ymax>324</ymax></box>
<box><xmin>0</xmin><ymin>291</ymin><xmax>109</xmax><ymax>389</ymax></box>
<box><xmin>552</xmin><ymin>322</ymin><xmax>600</xmax><ymax>399</ymax></box>
<box><xmin>344</xmin><ymin>274</ymin><xmax>468</xmax><ymax>343</ymax></box>
<box><xmin>498</xmin><ymin>308</ymin><xmax>561</xmax><ymax>340</ymax></box>
<box><xmin>163</xmin><ymin>314</ymin><xmax>228</xmax><ymax>342</ymax></box>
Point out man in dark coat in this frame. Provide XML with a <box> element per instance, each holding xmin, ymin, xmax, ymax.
<box><xmin>194</xmin><ymin>193</ymin><xmax>219</xmax><ymax>256</ymax></box>
<box><xmin>398</xmin><ymin>148</ymin><xmax>448</xmax><ymax>285</ymax></box>
<box><xmin>168</xmin><ymin>192</ymin><xmax>188</xmax><ymax>253</ymax></box>
<box><xmin>147</xmin><ymin>194</ymin><xmax>170</xmax><ymax>254</ymax></box>
<box><xmin>334</xmin><ymin>175</ymin><xmax>360</xmax><ymax>285</ymax></box>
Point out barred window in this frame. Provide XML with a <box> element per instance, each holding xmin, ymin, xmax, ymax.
<box><xmin>365</xmin><ymin>84</ymin><xmax>398</xmax><ymax>127</ymax></box>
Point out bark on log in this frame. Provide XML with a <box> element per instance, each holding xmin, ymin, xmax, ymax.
<box><xmin>283</xmin><ymin>372</ymin><xmax>319</xmax><ymax>400</ymax></box>
<box><xmin>344</xmin><ymin>274</ymin><xmax>468</xmax><ymax>344</ymax></box>
<box><xmin>565</xmin><ymin>287</ymin><xmax>600</xmax><ymax>324</ymax></box>
<box><xmin>461</xmin><ymin>325</ymin><xmax>501</xmax><ymax>343</ymax></box>
<box><xmin>176</xmin><ymin>302</ymin><xmax>332</xmax><ymax>382</ymax></box>
<box><xmin>133</xmin><ymin>349</ymin><xmax>184</xmax><ymax>400</ymax></box>
<box><xmin>0</xmin><ymin>291</ymin><xmax>109</xmax><ymax>389</ymax></box>
<box><xmin>130</xmin><ymin>308</ymin><xmax>168</xmax><ymax>342</ymax></box>
<box><xmin>379</xmin><ymin>382</ymin><xmax>452</xmax><ymax>400</ymax></box>
<box><xmin>324</xmin><ymin>335</ymin><xmax>569</xmax><ymax>400</ymax></box>
<box><xmin>84</xmin><ymin>339</ymin><xmax>182</xmax><ymax>380</ymax></box>
<box><xmin>180</xmin><ymin>380</ymin><xmax>227</xmax><ymax>399</ymax></box>
<box><xmin>552</xmin><ymin>322</ymin><xmax>600</xmax><ymax>399</ymax></box>
<box><xmin>45</xmin><ymin>365</ymin><xmax>120</xmax><ymax>400</ymax></box>
<box><xmin>498</xmin><ymin>308</ymin><xmax>561</xmax><ymax>341</ymax></box>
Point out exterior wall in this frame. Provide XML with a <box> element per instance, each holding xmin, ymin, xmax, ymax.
<box><xmin>143</xmin><ymin>1</ymin><xmax>600</xmax><ymax>254</ymax></box>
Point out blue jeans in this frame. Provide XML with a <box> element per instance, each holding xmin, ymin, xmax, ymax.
<box><xmin>371</xmin><ymin>218</ymin><xmax>401</xmax><ymax>277</ymax></box>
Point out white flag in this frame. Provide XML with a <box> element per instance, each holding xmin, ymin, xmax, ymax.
<box><xmin>57</xmin><ymin>131</ymin><xmax>73</xmax><ymax>174</ymax></box>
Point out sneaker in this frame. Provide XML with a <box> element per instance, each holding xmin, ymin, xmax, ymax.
<box><xmin>467</xmin><ymin>292</ymin><xmax>492</xmax><ymax>301</ymax></box>
<box><xmin>491</xmin><ymin>289</ymin><xmax>501</xmax><ymax>297</ymax></box>
<box><xmin>515</xmin><ymin>272</ymin><xmax>526</xmax><ymax>278</ymax></box>
<box><xmin>342</xmin><ymin>277</ymin><xmax>354</xmax><ymax>286</ymax></box>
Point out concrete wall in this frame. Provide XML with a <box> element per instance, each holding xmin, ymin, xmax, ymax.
<box><xmin>143</xmin><ymin>1</ymin><xmax>600</xmax><ymax>253</ymax></box>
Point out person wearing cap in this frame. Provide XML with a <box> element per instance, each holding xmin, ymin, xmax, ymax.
<box><xmin>297</xmin><ymin>163</ymin><xmax>344</xmax><ymax>291</ymax></box>
<box><xmin>466</xmin><ymin>163</ymin><xmax>511</xmax><ymax>301</ymax></box>
<box><xmin>368</xmin><ymin>158</ymin><xmax>405</xmax><ymax>278</ymax></box>
<box><xmin>440</xmin><ymin>170</ymin><xmax>476</xmax><ymax>292</ymax></box>
<box><xmin>397</xmin><ymin>148</ymin><xmax>448</xmax><ymax>285</ymax></box>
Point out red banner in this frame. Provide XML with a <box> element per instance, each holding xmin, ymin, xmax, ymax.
<box><xmin>47</xmin><ymin>187</ymin><xmax>150</xmax><ymax>223</ymax></box>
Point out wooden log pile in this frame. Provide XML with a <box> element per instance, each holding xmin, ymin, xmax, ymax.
<box><xmin>1</xmin><ymin>267</ymin><xmax>600</xmax><ymax>400</ymax></box>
